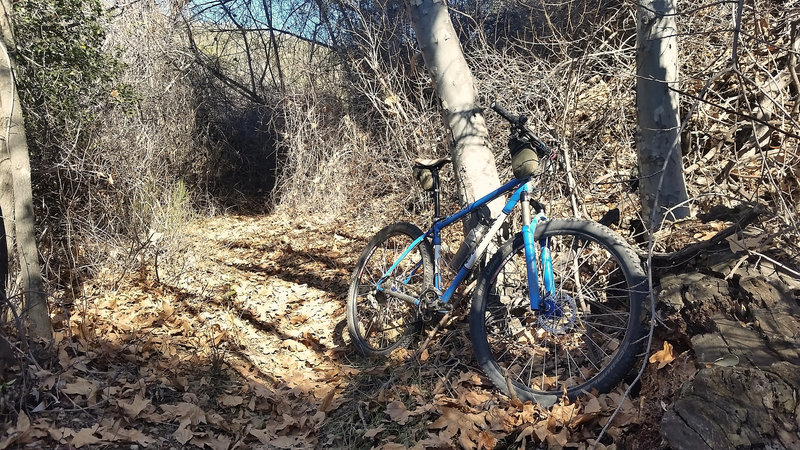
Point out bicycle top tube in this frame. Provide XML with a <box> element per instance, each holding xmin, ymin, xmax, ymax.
<box><xmin>427</xmin><ymin>177</ymin><xmax>528</xmax><ymax>239</ymax></box>
<box><xmin>430</xmin><ymin>178</ymin><xmax>532</xmax><ymax>297</ymax></box>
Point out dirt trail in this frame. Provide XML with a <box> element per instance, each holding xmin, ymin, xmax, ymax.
<box><xmin>3</xmin><ymin>211</ymin><xmax>800</xmax><ymax>449</ymax></box>
<box><xmin>2</xmin><ymin>213</ymin><xmax>368</xmax><ymax>449</ymax></box>
<box><xmin>134</xmin><ymin>213</ymin><xmax>366</xmax><ymax>447</ymax></box>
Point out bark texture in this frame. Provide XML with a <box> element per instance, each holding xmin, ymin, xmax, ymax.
<box><xmin>635</xmin><ymin>0</ymin><xmax>690</xmax><ymax>227</ymax></box>
<box><xmin>0</xmin><ymin>4</ymin><xmax>51</xmax><ymax>340</ymax></box>
<box><xmin>656</xmin><ymin>259</ymin><xmax>800</xmax><ymax>450</ymax></box>
<box><xmin>404</xmin><ymin>0</ymin><xmax>502</xmax><ymax>215</ymax></box>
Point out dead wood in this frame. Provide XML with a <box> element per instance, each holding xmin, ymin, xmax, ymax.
<box><xmin>644</xmin><ymin>203</ymin><xmax>768</xmax><ymax>271</ymax></box>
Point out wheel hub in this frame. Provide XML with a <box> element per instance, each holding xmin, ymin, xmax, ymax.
<box><xmin>538</xmin><ymin>293</ymin><xmax>577</xmax><ymax>334</ymax></box>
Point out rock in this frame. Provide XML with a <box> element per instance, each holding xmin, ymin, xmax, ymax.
<box><xmin>736</xmin><ymin>274</ymin><xmax>800</xmax><ymax>364</ymax></box>
<box><xmin>655</xmin><ymin>255</ymin><xmax>800</xmax><ymax>450</ymax></box>
<box><xmin>656</xmin><ymin>273</ymin><xmax>737</xmax><ymax>331</ymax></box>
<box><xmin>690</xmin><ymin>331</ymin><xmax>729</xmax><ymax>363</ymax></box>
<box><xmin>704</xmin><ymin>249</ymin><xmax>745</xmax><ymax>276</ymax></box>
<box><xmin>656</xmin><ymin>272</ymin><xmax>733</xmax><ymax>312</ymax></box>
<box><xmin>768</xmin><ymin>361</ymin><xmax>800</xmax><ymax>391</ymax></box>
<box><xmin>683</xmin><ymin>275</ymin><xmax>733</xmax><ymax>314</ymax></box>
<box><xmin>661</xmin><ymin>365</ymin><xmax>799</xmax><ymax>449</ymax></box>
<box><xmin>714</xmin><ymin>317</ymin><xmax>783</xmax><ymax>368</ymax></box>
<box><xmin>657</xmin><ymin>275</ymin><xmax>685</xmax><ymax>311</ymax></box>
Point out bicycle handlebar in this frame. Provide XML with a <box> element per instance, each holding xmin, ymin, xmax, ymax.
<box><xmin>490</xmin><ymin>101</ymin><xmax>526</xmax><ymax>126</ymax></box>
<box><xmin>490</xmin><ymin>101</ymin><xmax>552</xmax><ymax>157</ymax></box>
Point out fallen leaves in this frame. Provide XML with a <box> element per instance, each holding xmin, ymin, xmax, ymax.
<box><xmin>0</xmin><ymin>213</ymin><xmax>650</xmax><ymax>450</ymax></box>
<box><xmin>0</xmin><ymin>411</ymin><xmax>31</xmax><ymax>449</ymax></box>
<box><xmin>61</xmin><ymin>377</ymin><xmax>99</xmax><ymax>399</ymax></box>
<box><xmin>118</xmin><ymin>393</ymin><xmax>151</xmax><ymax>418</ymax></box>
<box><xmin>385</xmin><ymin>400</ymin><xmax>412</xmax><ymax>425</ymax></box>
<box><xmin>71</xmin><ymin>426</ymin><xmax>101</xmax><ymax>448</ymax></box>
<box><xmin>218</xmin><ymin>394</ymin><xmax>244</xmax><ymax>407</ymax></box>
<box><xmin>429</xmin><ymin>406</ymin><xmax>487</xmax><ymax>448</ymax></box>
<box><xmin>343</xmin><ymin>365</ymin><xmax>644</xmax><ymax>450</ymax></box>
<box><xmin>649</xmin><ymin>341</ymin><xmax>677</xmax><ymax>369</ymax></box>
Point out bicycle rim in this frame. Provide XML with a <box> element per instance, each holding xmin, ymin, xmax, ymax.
<box><xmin>473</xmin><ymin>220</ymin><xmax>644</xmax><ymax>399</ymax></box>
<box><xmin>348</xmin><ymin>223</ymin><xmax>431</xmax><ymax>355</ymax></box>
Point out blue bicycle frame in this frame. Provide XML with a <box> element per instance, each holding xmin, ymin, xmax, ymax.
<box><xmin>376</xmin><ymin>176</ymin><xmax>556</xmax><ymax>312</ymax></box>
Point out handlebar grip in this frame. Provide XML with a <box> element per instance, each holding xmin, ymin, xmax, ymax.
<box><xmin>490</xmin><ymin>101</ymin><xmax>518</xmax><ymax>124</ymax></box>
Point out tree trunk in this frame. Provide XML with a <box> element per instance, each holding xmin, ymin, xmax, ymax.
<box><xmin>635</xmin><ymin>0</ymin><xmax>690</xmax><ymax>228</ymax></box>
<box><xmin>404</xmin><ymin>0</ymin><xmax>502</xmax><ymax>218</ymax></box>
<box><xmin>0</xmin><ymin>12</ymin><xmax>51</xmax><ymax>340</ymax></box>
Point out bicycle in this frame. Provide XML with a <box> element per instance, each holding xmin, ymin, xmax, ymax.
<box><xmin>347</xmin><ymin>102</ymin><xmax>647</xmax><ymax>405</ymax></box>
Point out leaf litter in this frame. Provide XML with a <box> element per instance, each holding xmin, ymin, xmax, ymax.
<box><xmin>1</xmin><ymin>212</ymin><xmax>656</xmax><ymax>449</ymax></box>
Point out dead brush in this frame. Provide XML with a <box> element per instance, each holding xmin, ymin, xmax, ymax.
<box><xmin>191</xmin><ymin>304</ymin><xmax>246</xmax><ymax>381</ymax></box>
<box><xmin>29</xmin><ymin>2</ymin><xmax>223</xmax><ymax>301</ymax></box>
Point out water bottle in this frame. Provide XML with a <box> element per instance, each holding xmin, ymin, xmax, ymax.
<box><xmin>448</xmin><ymin>223</ymin><xmax>488</xmax><ymax>272</ymax></box>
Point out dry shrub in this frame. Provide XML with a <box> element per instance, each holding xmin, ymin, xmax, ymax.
<box><xmin>270</xmin><ymin>1</ymin><xmax>640</xmax><ymax>226</ymax></box>
<box><xmin>271</xmin><ymin>0</ymin><xmax>797</xmax><ymax>263</ymax></box>
<box><xmin>673</xmin><ymin>0</ymin><xmax>799</xmax><ymax>256</ymax></box>
<box><xmin>65</xmin><ymin>7</ymin><xmax>211</xmax><ymax>281</ymax></box>
<box><xmin>24</xmin><ymin>0</ymin><xmax>797</xmax><ymax>293</ymax></box>
<box><xmin>270</xmin><ymin>39</ymin><xmax>451</xmax><ymax>221</ymax></box>
<box><xmin>27</xmin><ymin>3</ymin><xmax>235</xmax><ymax>291</ymax></box>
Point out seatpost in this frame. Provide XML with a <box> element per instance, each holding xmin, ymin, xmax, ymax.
<box><xmin>432</xmin><ymin>169</ymin><xmax>442</xmax><ymax>220</ymax></box>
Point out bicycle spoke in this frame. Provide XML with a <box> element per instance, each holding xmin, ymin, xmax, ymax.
<box><xmin>474</xmin><ymin>220</ymin><xmax>644</xmax><ymax>401</ymax></box>
<box><xmin>349</xmin><ymin>224</ymin><xmax>432</xmax><ymax>355</ymax></box>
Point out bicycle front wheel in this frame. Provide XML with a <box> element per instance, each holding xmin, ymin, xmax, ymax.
<box><xmin>470</xmin><ymin>219</ymin><xmax>646</xmax><ymax>404</ymax></box>
<box><xmin>347</xmin><ymin>222</ymin><xmax>434</xmax><ymax>357</ymax></box>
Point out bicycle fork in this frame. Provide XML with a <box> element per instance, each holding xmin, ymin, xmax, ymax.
<box><xmin>520</xmin><ymin>186</ymin><xmax>554</xmax><ymax>312</ymax></box>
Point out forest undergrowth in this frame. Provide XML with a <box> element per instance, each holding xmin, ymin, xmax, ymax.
<box><xmin>2</xmin><ymin>186</ymin><xmax>796</xmax><ymax>448</ymax></box>
<box><xmin>0</xmin><ymin>208</ymin><xmax>708</xmax><ymax>449</ymax></box>
<box><xmin>1</xmin><ymin>0</ymin><xmax>799</xmax><ymax>448</ymax></box>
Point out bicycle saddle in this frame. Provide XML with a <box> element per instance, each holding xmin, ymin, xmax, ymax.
<box><xmin>413</xmin><ymin>156</ymin><xmax>452</xmax><ymax>170</ymax></box>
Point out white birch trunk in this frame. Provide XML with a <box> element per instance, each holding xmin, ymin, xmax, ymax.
<box><xmin>636</xmin><ymin>0</ymin><xmax>690</xmax><ymax>228</ymax></box>
<box><xmin>0</xmin><ymin>10</ymin><xmax>51</xmax><ymax>340</ymax></box>
<box><xmin>404</xmin><ymin>0</ymin><xmax>502</xmax><ymax>218</ymax></box>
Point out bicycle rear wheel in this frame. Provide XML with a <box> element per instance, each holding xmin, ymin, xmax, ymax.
<box><xmin>347</xmin><ymin>222</ymin><xmax>434</xmax><ymax>357</ymax></box>
<box><xmin>470</xmin><ymin>219</ymin><xmax>646</xmax><ymax>405</ymax></box>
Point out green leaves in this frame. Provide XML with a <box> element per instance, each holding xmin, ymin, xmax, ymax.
<box><xmin>12</xmin><ymin>0</ymin><xmax>130</xmax><ymax>154</ymax></box>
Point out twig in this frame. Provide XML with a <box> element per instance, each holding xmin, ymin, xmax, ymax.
<box><xmin>414</xmin><ymin>311</ymin><xmax>451</xmax><ymax>362</ymax></box>
<box><xmin>561</xmin><ymin>143</ymin><xmax>582</xmax><ymax>219</ymax></box>
<box><xmin>790</xmin><ymin>22</ymin><xmax>800</xmax><ymax>115</ymax></box>
<box><xmin>724</xmin><ymin>255</ymin><xmax>749</xmax><ymax>280</ymax></box>
<box><xmin>666</xmin><ymin>81</ymin><xmax>800</xmax><ymax>142</ymax></box>
<box><xmin>643</xmin><ymin>202</ymin><xmax>766</xmax><ymax>269</ymax></box>
<box><xmin>747</xmin><ymin>250</ymin><xmax>800</xmax><ymax>280</ymax></box>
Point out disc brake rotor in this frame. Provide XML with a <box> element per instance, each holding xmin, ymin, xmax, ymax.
<box><xmin>538</xmin><ymin>293</ymin><xmax>577</xmax><ymax>334</ymax></box>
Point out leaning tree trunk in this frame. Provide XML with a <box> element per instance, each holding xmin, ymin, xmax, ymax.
<box><xmin>0</xmin><ymin>17</ymin><xmax>51</xmax><ymax>340</ymax></box>
<box><xmin>404</xmin><ymin>0</ymin><xmax>502</xmax><ymax>217</ymax></box>
<box><xmin>636</xmin><ymin>0</ymin><xmax>690</xmax><ymax>228</ymax></box>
